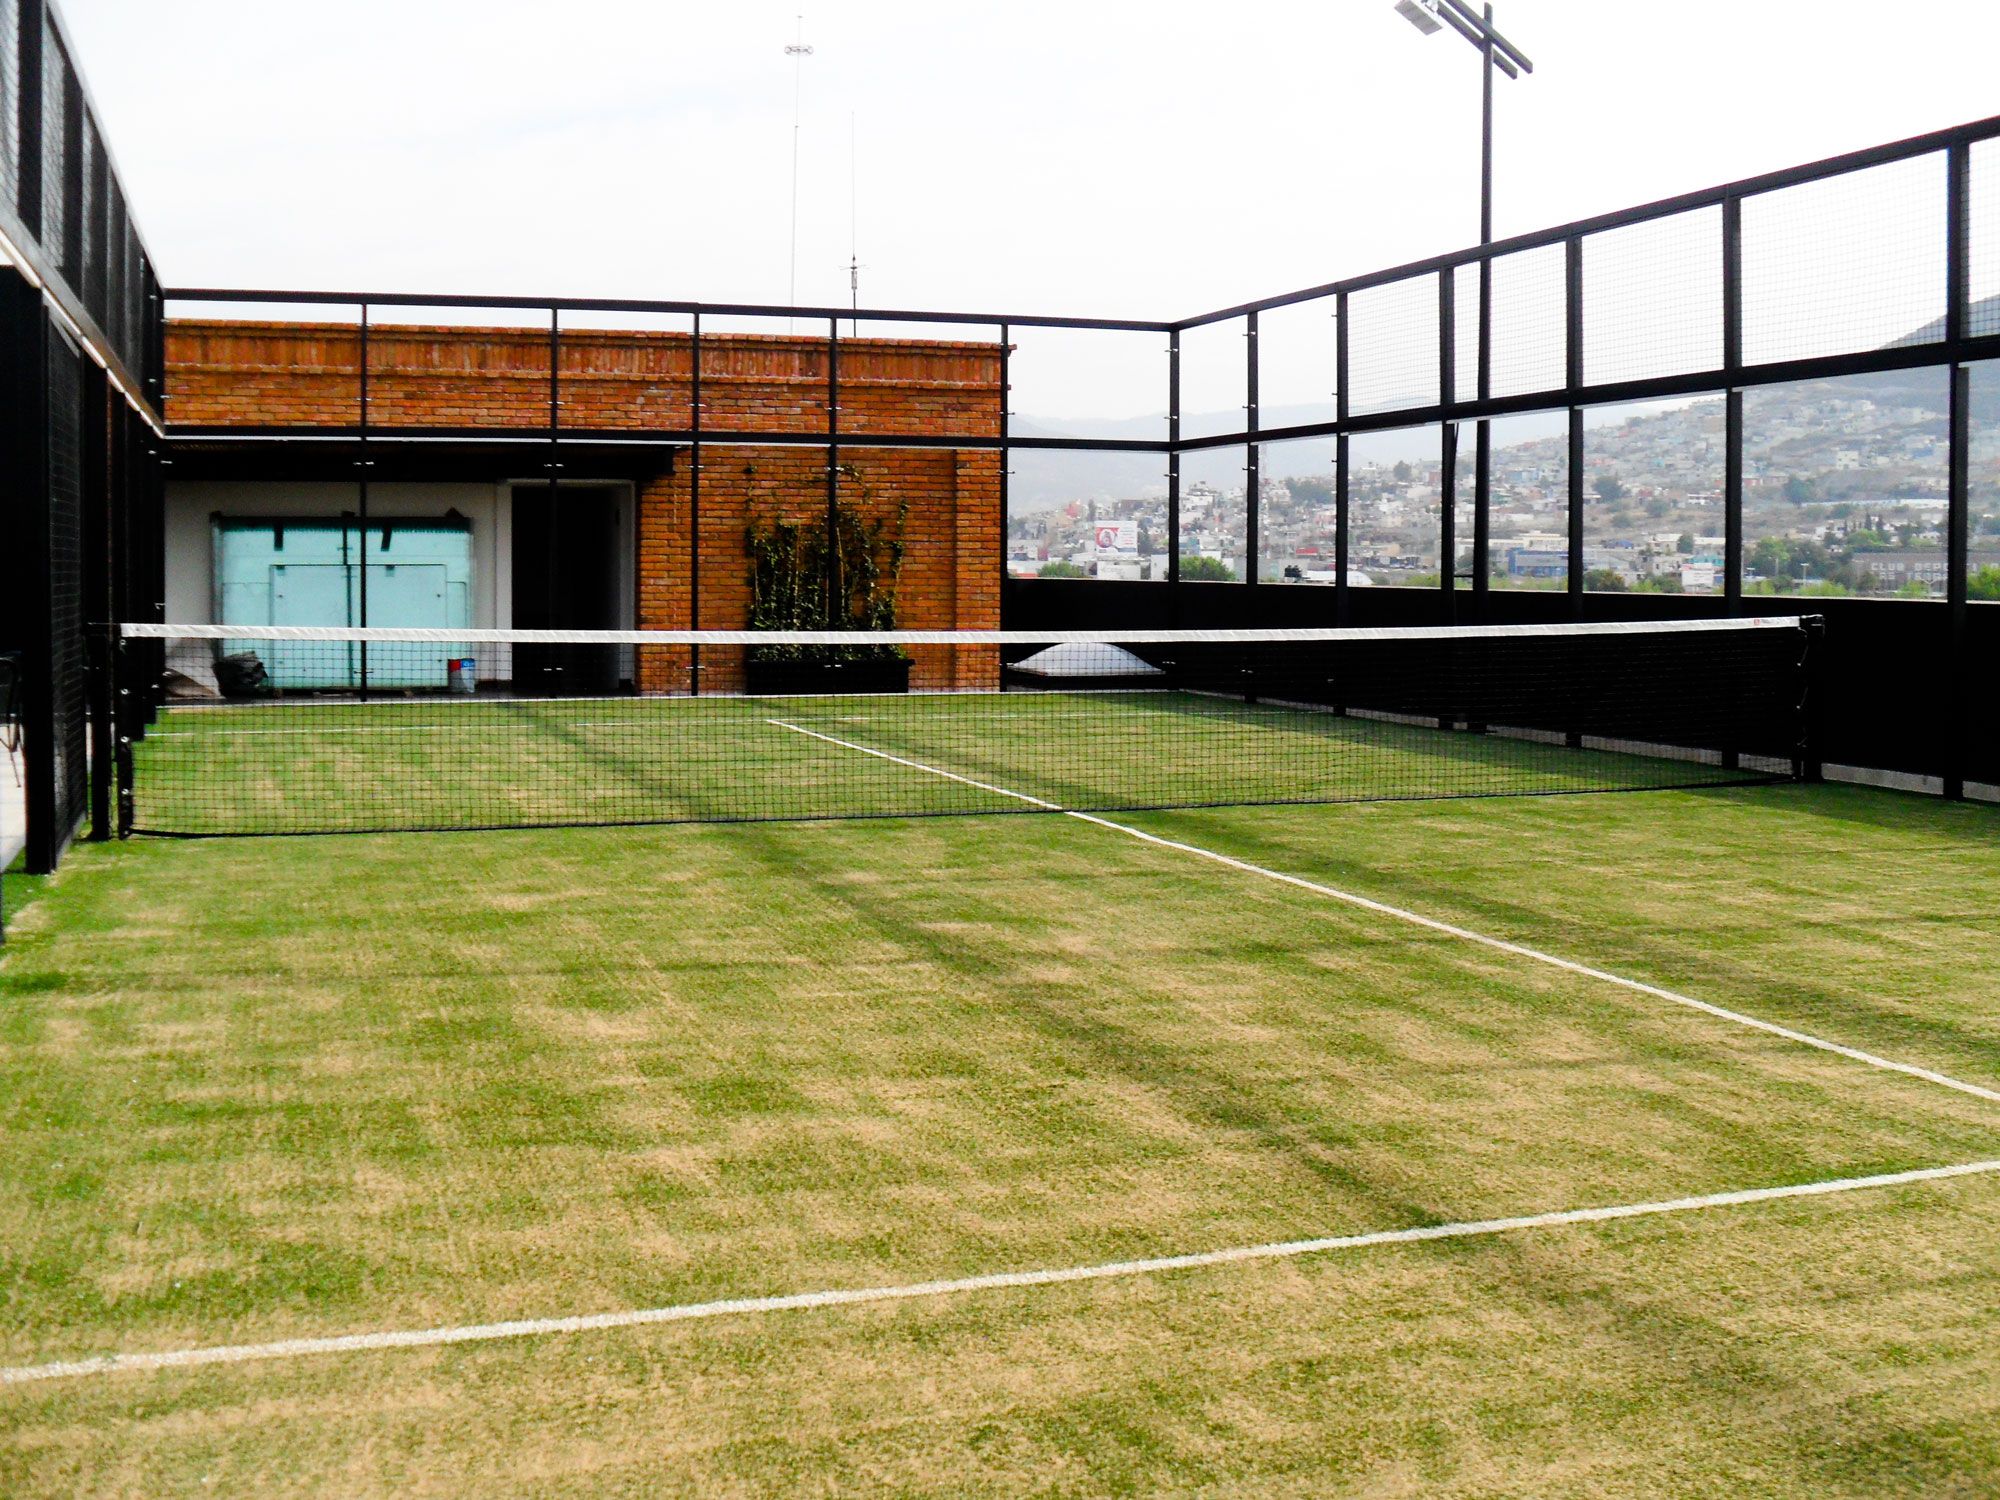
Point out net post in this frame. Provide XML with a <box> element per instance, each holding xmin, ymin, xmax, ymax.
<box><xmin>1797</xmin><ymin>614</ymin><xmax>1827</xmax><ymax>784</ymax></box>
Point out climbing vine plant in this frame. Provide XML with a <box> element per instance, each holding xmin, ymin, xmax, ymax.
<box><xmin>744</xmin><ymin>466</ymin><xmax>909</xmax><ymax>662</ymax></box>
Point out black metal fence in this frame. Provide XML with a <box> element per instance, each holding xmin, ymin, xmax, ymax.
<box><xmin>161</xmin><ymin>111</ymin><xmax>2000</xmax><ymax>800</ymax></box>
<box><xmin>0</xmin><ymin>0</ymin><xmax>163</xmax><ymax>875</ymax></box>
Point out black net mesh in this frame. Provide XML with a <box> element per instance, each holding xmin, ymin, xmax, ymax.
<box><xmin>46</xmin><ymin>331</ymin><xmax>89</xmax><ymax>851</ymax></box>
<box><xmin>119</xmin><ymin>621</ymin><xmax>1813</xmax><ymax>837</ymax></box>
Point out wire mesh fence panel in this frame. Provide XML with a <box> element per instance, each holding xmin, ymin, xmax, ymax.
<box><xmin>1006</xmin><ymin>326</ymin><xmax>1168</xmax><ymax>443</ymax></box>
<box><xmin>1010</xmin><ymin>447</ymin><xmax>1169</xmax><ymax>584</ymax></box>
<box><xmin>835</xmin><ymin>318</ymin><xmax>1003</xmax><ymax>444</ymax></box>
<box><xmin>1454</xmin><ymin>264</ymin><xmax>1480</xmax><ymax>406</ymax></box>
<box><xmin>1254</xmin><ymin>295</ymin><xmax>1338</xmax><ymax>428</ymax></box>
<box><xmin>1179</xmin><ymin>317</ymin><xmax>1249</xmax><ymax>441</ymax></box>
<box><xmin>554</xmin><ymin>308</ymin><xmax>694</xmax><ymax>435</ymax></box>
<box><xmin>1583</xmin><ymin>206</ymin><xmax>1723</xmax><ymax>388</ymax></box>
<box><xmin>119</xmin><ymin>620</ymin><xmax>1813</xmax><ymax>836</ymax></box>
<box><xmin>1346</xmin><ymin>274</ymin><xmax>1441</xmax><ymax>417</ymax></box>
<box><xmin>1450</xmin><ymin>422</ymin><xmax>1473</xmax><ymax>590</ymax></box>
<box><xmin>0</xmin><ymin>0</ymin><xmax>17</xmax><ymax>214</ymax></box>
<box><xmin>1740</xmin><ymin>368</ymin><xmax>1950</xmax><ymax>599</ymax></box>
<box><xmin>1741</xmin><ymin>153</ymin><xmax>1947</xmax><ymax>367</ymax></box>
<box><xmin>1256</xmin><ymin>436</ymin><xmax>1339</xmax><ymax>585</ymax></box>
<box><xmin>46</xmin><ymin>331</ymin><xmax>89</xmax><ymax>852</ymax></box>
<box><xmin>1485</xmin><ymin>411</ymin><xmax>1573</xmax><ymax>592</ymax></box>
<box><xmin>1965</xmin><ymin>361</ymin><xmax>2000</xmax><ymax>598</ymax></box>
<box><xmin>164</xmin><ymin>301</ymin><xmax>365</xmax><ymax>430</ymax></box>
<box><xmin>1348</xmin><ymin>425</ymin><xmax>1446</xmax><ymax>586</ymax></box>
<box><xmin>1178</xmin><ymin>447</ymin><xmax>1250</xmax><ymax>583</ymax></box>
<box><xmin>39</xmin><ymin>12</ymin><xmax>67</xmax><ymax>277</ymax></box>
<box><xmin>363</xmin><ymin>304</ymin><xmax>555</xmax><ymax>433</ymax></box>
<box><xmin>1972</xmin><ymin>137</ymin><xmax>2000</xmax><ymax>339</ymax></box>
<box><xmin>1489</xmin><ymin>243</ymin><xmax>1568</xmax><ymax>399</ymax></box>
<box><xmin>1582</xmin><ymin>397</ymin><xmax>1727</xmax><ymax>596</ymax></box>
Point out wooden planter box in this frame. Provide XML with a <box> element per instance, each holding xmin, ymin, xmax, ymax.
<box><xmin>744</xmin><ymin>656</ymin><xmax>912</xmax><ymax>697</ymax></box>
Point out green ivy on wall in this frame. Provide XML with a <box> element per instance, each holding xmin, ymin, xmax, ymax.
<box><xmin>745</xmin><ymin>467</ymin><xmax>909</xmax><ymax>662</ymax></box>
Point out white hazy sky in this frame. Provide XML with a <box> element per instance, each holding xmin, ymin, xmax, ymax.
<box><xmin>60</xmin><ymin>0</ymin><xmax>2000</xmax><ymax>323</ymax></box>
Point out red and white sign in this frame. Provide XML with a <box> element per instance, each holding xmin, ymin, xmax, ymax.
<box><xmin>1094</xmin><ymin>520</ymin><xmax>1137</xmax><ymax>552</ymax></box>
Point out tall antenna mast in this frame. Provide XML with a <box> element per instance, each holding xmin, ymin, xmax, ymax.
<box><xmin>785</xmin><ymin>15</ymin><xmax>813</xmax><ymax>323</ymax></box>
<box><xmin>848</xmin><ymin>111</ymin><xmax>860</xmax><ymax>336</ymax></box>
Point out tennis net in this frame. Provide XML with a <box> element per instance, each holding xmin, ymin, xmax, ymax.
<box><xmin>114</xmin><ymin>618</ymin><xmax>1816</xmax><ymax>837</ymax></box>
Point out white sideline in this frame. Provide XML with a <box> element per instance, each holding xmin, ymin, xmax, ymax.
<box><xmin>4</xmin><ymin>1159</ymin><xmax>1995</xmax><ymax>1387</ymax></box>
<box><xmin>767</xmin><ymin>719</ymin><xmax>2000</xmax><ymax>1108</ymax></box>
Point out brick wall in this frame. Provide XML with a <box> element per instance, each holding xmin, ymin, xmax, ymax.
<box><xmin>166</xmin><ymin>320</ymin><xmax>1004</xmax><ymax>691</ymax></box>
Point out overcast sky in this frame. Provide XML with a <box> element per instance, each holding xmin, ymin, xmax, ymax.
<box><xmin>54</xmin><ymin>0</ymin><xmax>2000</xmax><ymax>424</ymax></box>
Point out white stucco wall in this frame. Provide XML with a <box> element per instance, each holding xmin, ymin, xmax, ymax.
<box><xmin>162</xmin><ymin>481</ymin><xmax>636</xmax><ymax>632</ymax></box>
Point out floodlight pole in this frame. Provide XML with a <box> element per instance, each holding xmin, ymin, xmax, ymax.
<box><xmin>1395</xmin><ymin>0</ymin><xmax>1531</xmax><ymax>611</ymax></box>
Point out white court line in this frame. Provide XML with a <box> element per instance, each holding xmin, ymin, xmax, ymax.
<box><xmin>5</xmin><ymin>1159</ymin><xmax>1995</xmax><ymax>1387</ymax></box>
<box><xmin>767</xmin><ymin>719</ymin><xmax>2000</xmax><ymax>1108</ymax></box>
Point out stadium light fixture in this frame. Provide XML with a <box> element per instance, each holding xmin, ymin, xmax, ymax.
<box><xmin>1394</xmin><ymin>0</ymin><xmax>1444</xmax><ymax>37</ymax></box>
<box><xmin>1392</xmin><ymin>0</ymin><xmax>1532</xmax><ymax>244</ymax></box>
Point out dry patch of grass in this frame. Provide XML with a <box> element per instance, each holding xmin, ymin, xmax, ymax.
<box><xmin>1</xmin><ymin>782</ymin><xmax>1997</xmax><ymax>1493</ymax></box>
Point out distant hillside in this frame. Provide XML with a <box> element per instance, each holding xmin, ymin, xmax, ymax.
<box><xmin>1005</xmin><ymin>299</ymin><xmax>1986</xmax><ymax>512</ymax></box>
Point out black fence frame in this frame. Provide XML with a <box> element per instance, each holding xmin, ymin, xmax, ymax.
<box><xmin>157</xmin><ymin>111</ymin><xmax>2000</xmax><ymax>799</ymax></box>
<box><xmin>0</xmin><ymin>0</ymin><xmax>163</xmax><ymax>878</ymax></box>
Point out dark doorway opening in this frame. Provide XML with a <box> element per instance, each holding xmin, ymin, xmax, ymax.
<box><xmin>511</xmin><ymin>485</ymin><xmax>624</xmax><ymax>696</ymax></box>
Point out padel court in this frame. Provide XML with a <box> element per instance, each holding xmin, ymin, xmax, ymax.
<box><xmin>3</xmin><ymin>625</ymin><xmax>1997</xmax><ymax>1494</ymax></box>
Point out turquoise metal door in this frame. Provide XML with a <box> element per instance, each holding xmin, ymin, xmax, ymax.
<box><xmin>267</xmin><ymin>563</ymin><xmax>359</xmax><ymax>687</ymax></box>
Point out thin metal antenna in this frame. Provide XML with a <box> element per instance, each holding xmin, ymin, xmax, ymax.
<box><xmin>848</xmin><ymin>111</ymin><xmax>860</xmax><ymax>337</ymax></box>
<box><xmin>785</xmin><ymin>16</ymin><xmax>814</xmax><ymax>327</ymax></box>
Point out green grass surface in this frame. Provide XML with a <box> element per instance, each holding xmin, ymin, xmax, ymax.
<box><xmin>128</xmin><ymin>689</ymin><xmax>1775</xmax><ymax>834</ymax></box>
<box><xmin>1</xmin><ymin>779</ymin><xmax>1997</xmax><ymax>1495</ymax></box>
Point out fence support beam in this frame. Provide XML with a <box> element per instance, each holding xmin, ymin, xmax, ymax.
<box><xmin>1166</xmin><ymin>328</ymin><xmax>1180</xmax><ymax>592</ymax></box>
<box><xmin>1945</xmin><ymin>141</ymin><xmax>1972</xmax><ymax>800</ymax></box>
<box><xmin>1563</xmin><ymin>236</ymin><xmax>1583</xmax><ymax>617</ymax></box>
<box><xmin>1438</xmin><ymin>271</ymin><xmax>1456</xmax><ymax>616</ymax></box>
<box><xmin>690</xmin><ymin>311</ymin><xmax>703</xmax><ymax>696</ymax></box>
<box><xmin>1335</xmin><ymin>293</ymin><xmax>1351</xmax><ymax>626</ymax></box>
<box><xmin>1244</xmin><ymin>312</ymin><xmax>1259</xmax><ymax>586</ymax></box>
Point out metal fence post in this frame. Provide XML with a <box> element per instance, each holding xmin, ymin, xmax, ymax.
<box><xmin>1335</xmin><ymin>291</ymin><xmax>1350</xmax><ymax>627</ymax></box>
<box><xmin>1945</xmin><ymin>140</ymin><xmax>1971</xmax><ymax>801</ymax></box>
<box><xmin>1244</xmin><ymin>311</ymin><xmax>1259</xmax><ymax>586</ymax></box>
<box><xmin>1166</xmin><ymin>327</ymin><xmax>1180</xmax><ymax>597</ymax></box>
<box><xmin>1564</xmin><ymin>235</ymin><xmax>1584</xmax><ymax>620</ymax></box>
<box><xmin>1723</xmin><ymin>195</ymin><xmax>1744</xmax><ymax>616</ymax></box>
<box><xmin>1438</xmin><ymin>270</ymin><xmax>1456</xmax><ymax>616</ymax></box>
<box><xmin>690</xmin><ymin>310</ymin><xmax>703</xmax><ymax>696</ymax></box>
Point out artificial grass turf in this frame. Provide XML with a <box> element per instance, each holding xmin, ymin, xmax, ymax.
<box><xmin>1</xmin><ymin>781</ymin><xmax>1996</xmax><ymax>1495</ymax></box>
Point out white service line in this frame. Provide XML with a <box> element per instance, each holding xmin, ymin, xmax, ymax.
<box><xmin>767</xmin><ymin>719</ymin><xmax>2000</xmax><ymax>1108</ymax></box>
<box><xmin>5</xmin><ymin>1159</ymin><xmax>1995</xmax><ymax>1387</ymax></box>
